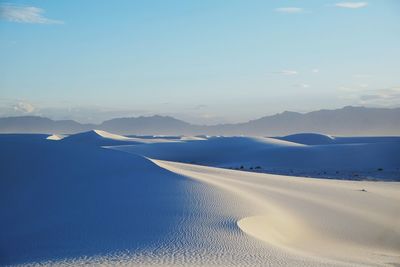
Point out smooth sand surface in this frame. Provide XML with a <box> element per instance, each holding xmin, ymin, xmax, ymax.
<box><xmin>2</xmin><ymin>132</ymin><xmax>399</xmax><ymax>266</ymax></box>
<box><xmin>152</xmin><ymin>159</ymin><xmax>400</xmax><ymax>267</ymax></box>
<box><xmin>81</xmin><ymin>129</ymin><xmax>179</xmax><ymax>143</ymax></box>
<box><xmin>46</xmin><ymin>134</ymin><xmax>65</xmax><ymax>140</ymax></box>
<box><xmin>115</xmin><ymin>135</ymin><xmax>400</xmax><ymax>180</ymax></box>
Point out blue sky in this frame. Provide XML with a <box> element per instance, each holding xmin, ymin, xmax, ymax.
<box><xmin>0</xmin><ymin>0</ymin><xmax>399</xmax><ymax>124</ymax></box>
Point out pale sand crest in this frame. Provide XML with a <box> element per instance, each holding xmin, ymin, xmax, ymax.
<box><xmin>151</xmin><ymin>159</ymin><xmax>400</xmax><ymax>267</ymax></box>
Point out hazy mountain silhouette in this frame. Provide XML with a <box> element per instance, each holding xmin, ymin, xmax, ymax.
<box><xmin>207</xmin><ymin>106</ymin><xmax>400</xmax><ymax>136</ymax></box>
<box><xmin>0</xmin><ymin>116</ymin><xmax>94</xmax><ymax>134</ymax></box>
<box><xmin>1</xmin><ymin>106</ymin><xmax>399</xmax><ymax>136</ymax></box>
<box><xmin>100</xmin><ymin>115</ymin><xmax>192</xmax><ymax>134</ymax></box>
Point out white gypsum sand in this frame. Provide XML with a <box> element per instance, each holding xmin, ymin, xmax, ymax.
<box><xmin>114</xmin><ymin>135</ymin><xmax>400</xmax><ymax>180</ymax></box>
<box><xmin>151</xmin><ymin>159</ymin><xmax>400</xmax><ymax>267</ymax></box>
<box><xmin>1</xmin><ymin>132</ymin><xmax>399</xmax><ymax>267</ymax></box>
<box><xmin>63</xmin><ymin>129</ymin><xmax>178</xmax><ymax>144</ymax></box>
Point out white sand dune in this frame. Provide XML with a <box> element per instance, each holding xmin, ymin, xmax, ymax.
<box><xmin>152</xmin><ymin>159</ymin><xmax>400</xmax><ymax>267</ymax></box>
<box><xmin>278</xmin><ymin>133</ymin><xmax>400</xmax><ymax>146</ymax></box>
<box><xmin>277</xmin><ymin>133</ymin><xmax>336</xmax><ymax>145</ymax></box>
<box><xmin>1</xmin><ymin>132</ymin><xmax>399</xmax><ymax>266</ymax></box>
<box><xmin>1</xmin><ymin>134</ymin><xmax>324</xmax><ymax>267</ymax></box>
<box><xmin>93</xmin><ymin>130</ymin><xmax>176</xmax><ymax>143</ymax></box>
<box><xmin>179</xmin><ymin>135</ymin><xmax>208</xmax><ymax>141</ymax></box>
<box><xmin>91</xmin><ymin>129</ymin><xmax>136</xmax><ymax>141</ymax></box>
<box><xmin>62</xmin><ymin>129</ymin><xmax>177</xmax><ymax>145</ymax></box>
<box><xmin>115</xmin><ymin>135</ymin><xmax>400</xmax><ymax>180</ymax></box>
<box><xmin>46</xmin><ymin>134</ymin><xmax>65</xmax><ymax>140</ymax></box>
<box><xmin>113</xmin><ymin>136</ymin><xmax>305</xmax><ymax>166</ymax></box>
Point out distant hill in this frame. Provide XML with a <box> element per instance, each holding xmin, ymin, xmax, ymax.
<box><xmin>1</xmin><ymin>106</ymin><xmax>399</xmax><ymax>136</ymax></box>
<box><xmin>206</xmin><ymin>106</ymin><xmax>400</xmax><ymax>136</ymax></box>
<box><xmin>100</xmin><ymin>115</ymin><xmax>193</xmax><ymax>135</ymax></box>
<box><xmin>0</xmin><ymin>116</ymin><xmax>94</xmax><ymax>134</ymax></box>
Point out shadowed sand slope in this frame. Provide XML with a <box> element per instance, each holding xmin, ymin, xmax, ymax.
<box><xmin>277</xmin><ymin>133</ymin><xmax>336</xmax><ymax>145</ymax></box>
<box><xmin>152</xmin><ymin>159</ymin><xmax>400</xmax><ymax>267</ymax></box>
<box><xmin>0</xmin><ymin>134</ymin><xmax>193</xmax><ymax>265</ymax></box>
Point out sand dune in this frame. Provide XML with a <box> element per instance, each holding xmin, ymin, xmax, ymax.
<box><xmin>1</xmin><ymin>132</ymin><xmax>399</xmax><ymax>266</ymax></box>
<box><xmin>278</xmin><ymin>133</ymin><xmax>400</xmax><ymax>146</ymax></box>
<box><xmin>46</xmin><ymin>134</ymin><xmax>65</xmax><ymax>140</ymax></box>
<box><xmin>179</xmin><ymin>135</ymin><xmax>208</xmax><ymax>141</ymax></box>
<box><xmin>1</xmin><ymin>134</ymin><xmax>326</xmax><ymax>266</ymax></box>
<box><xmin>277</xmin><ymin>133</ymin><xmax>336</xmax><ymax>145</ymax></box>
<box><xmin>152</xmin><ymin>159</ymin><xmax>400</xmax><ymax>266</ymax></box>
<box><xmin>0</xmin><ymin>134</ymin><xmax>193</xmax><ymax>265</ymax></box>
<box><xmin>115</xmin><ymin>135</ymin><xmax>400</xmax><ymax>180</ymax></box>
<box><xmin>62</xmin><ymin>129</ymin><xmax>178</xmax><ymax>146</ymax></box>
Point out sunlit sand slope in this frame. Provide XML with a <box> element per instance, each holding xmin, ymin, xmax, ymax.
<box><xmin>152</xmin><ymin>159</ymin><xmax>400</xmax><ymax>267</ymax></box>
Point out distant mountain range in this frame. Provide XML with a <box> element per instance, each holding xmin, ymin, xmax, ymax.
<box><xmin>1</xmin><ymin>106</ymin><xmax>399</xmax><ymax>136</ymax></box>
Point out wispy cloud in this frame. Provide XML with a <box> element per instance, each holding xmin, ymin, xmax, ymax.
<box><xmin>337</xmin><ymin>84</ymin><xmax>369</xmax><ymax>92</ymax></box>
<box><xmin>335</xmin><ymin>2</ymin><xmax>368</xmax><ymax>9</ymax></box>
<box><xmin>359</xmin><ymin>87</ymin><xmax>400</xmax><ymax>106</ymax></box>
<box><xmin>338</xmin><ymin>86</ymin><xmax>354</xmax><ymax>92</ymax></box>
<box><xmin>274</xmin><ymin>70</ymin><xmax>298</xmax><ymax>75</ymax></box>
<box><xmin>339</xmin><ymin>86</ymin><xmax>400</xmax><ymax>107</ymax></box>
<box><xmin>275</xmin><ymin>7</ymin><xmax>304</xmax><ymax>14</ymax></box>
<box><xmin>13</xmin><ymin>101</ymin><xmax>35</xmax><ymax>113</ymax></box>
<box><xmin>311</xmin><ymin>69</ymin><xmax>320</xmax><ymax>73</ymax></box>
<box><xmin>193</xmin><ymin>104</ymin><xmax>208</xmax><ymax>110</ymax></box>
<box><xmin>294</xmin><ymin>84</ymin><xmax>310</xmax><ymax>88</ymax></box>
<box><xmin>0</xmin><ymin>4</ymin><xmax>63</xmax><ymax>24</ymax></box>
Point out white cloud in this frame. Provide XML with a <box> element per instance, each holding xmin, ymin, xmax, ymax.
<box><xmin>294</xmin><ymin>84</ymin><xmax>310</xmax><ymax>88</ymax></box>
<box><xmin>335</xmin><ymin>2</ymin><xmax>368</xmax><ymax>9</ymax></box>
<box><xmin>312</xmin><ymin>69</ymin><xmax>319</xmax><ymax>73</ymax></box>
<box><xmin>0</xmin><ymin>4</ymin><xmax>63</xmax><ymax>24</ymax></box>
<box><xmin>340</xmin><ymin>86</ymin><xmax>400</xmax><ymax>107</ymax></box>
<box><xmin>193</xmin><ymin>104</ymin><xmax>208</xmax><ymax>110</ymax></box>
<box><xmin>359</xmin><ymin>87</ymin><xmax>400</xmax><ymax>106</ymax></box>
<box><xmin>337</xmin><ymin>84</ymin><xmax>369</xmax><ymax>92</ymax></box>
<box><xmin>14</xmin><ymin>102</ymin><xmax>35</xmax><ymax>113</ymax></box>
<box><xmin>275</xmin><ymin>7</ymin><xmax>304</xmax><ymax>14</ymax></box>
<box><xmin>275</xmin><ymin>70</ymin><xmax>298</xmax><ymax>75</ymax></box>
